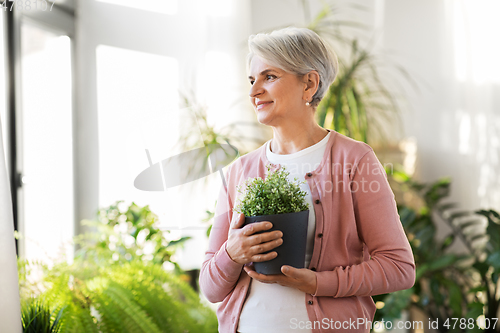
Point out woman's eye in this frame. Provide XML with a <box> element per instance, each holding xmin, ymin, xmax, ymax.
<box><xmin>249</xmin><ymin>80</ymin><xmax>255</xmax><ymax>85</ymax></box>
<box><xmin>266</xmin><ymin>75</ymin><xmax>276</xmax><ymax>80</ymax></box>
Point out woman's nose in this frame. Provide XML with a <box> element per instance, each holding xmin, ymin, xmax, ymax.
<box><xmin>249</xmin><ymin>81</ymin><xmax>264</xmax><ymax>98</ymax></box>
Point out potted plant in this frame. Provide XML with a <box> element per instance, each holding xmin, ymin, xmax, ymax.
<box><xmin>234</xmin><ymin>165</ymin><xmax>310</xmax><ymax>275</ymax></box>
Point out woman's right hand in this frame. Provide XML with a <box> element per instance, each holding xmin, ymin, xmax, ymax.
<box><xmin>225</xmin><ymin>213</ymin><xmax>283</xmax><ymax>265</ymax></box>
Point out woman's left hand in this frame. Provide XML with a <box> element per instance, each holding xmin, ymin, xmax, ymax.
<box><xmin>244</xmin><ymin>265</ymin><xmax>317</xmax><ymax>295</ymax></box>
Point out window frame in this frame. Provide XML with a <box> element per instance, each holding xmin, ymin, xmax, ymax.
<box><xmin>4</xmin><ymin>2</ymin><xmax>76</xmax><ymax>255</ymax></box>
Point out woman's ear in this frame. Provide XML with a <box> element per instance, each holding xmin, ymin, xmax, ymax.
<box><xmin>303</xmin><ymin>71</ymin><xmax>320</xmax><ymax>100</ymax></box>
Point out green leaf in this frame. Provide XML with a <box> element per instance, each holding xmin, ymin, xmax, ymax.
<box><xmin>466</xmin><ymin>302</ymin><xmax>484</xmax><ymax>333</ymax></box>
<box><xmin>492</xmin><ymin>272</ymin><xmax>499</xmax><ymax>284</ymax></box>
<box><xmin>487</xmin><ymin>218</ymin><xmax>500</xmax><ymax>250</ymax></box>
<box><xmin>377</xmin><ymin>288</ymin><xmax>413</xmax><ymax>322</ymax></box>
<box><xmin>430</xmin><ymin>278</ymin><xmax>444</xmax><ymax>306</ymax></box>
<box><xmin>486</xmin><ymin>250</ymin><xmax>500</xmax><ymax>270</ymax></box>
<box><xmin>167</xmin><ymin>236</ymin><xmax>192</xmax><ymax>248</ymax></box>
<box><xmin>441</xmin><ymin>234</ymin><xmax>455</xmax><ymax>251</ymax></box>
<box><xmin>427</xmin><ymin>254</ymin><xmax>460</xmax><ymax>271</ymax></box>
<box><xmin>443</xmin><ymin>279</ymin><xmax>463</xmax><ymax>317</ymax></box>
<box><xmin>468</xmin><ymin>286</ymin><xmax>487</xmax><ymax>294</ymax></box>
<box><xmin>472</xmin><ymin>261</ymin><xmax>489</xmax><ymax>276</ymax></box>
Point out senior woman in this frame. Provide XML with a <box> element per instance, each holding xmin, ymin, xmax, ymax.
<box><xmin>200</xmin><ymin>27</ymin><xmax>415</xmax><ymax>333</ymax></box>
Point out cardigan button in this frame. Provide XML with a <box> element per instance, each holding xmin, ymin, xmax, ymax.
<box><xmin>308</xmin><ymin>300</ymin><xmax>313</xmax><ymax>305</ymax></box>
<box><xmin>307</xmin><ymin>172</ymin><xmax>313</xmax><ymax>177</ymax></box>
<box><xmin>317</xmin><ymin>233</ymin><xmax>323</xmax><ymax>238</ymax></box>
<box><xmin>315</xmin><ymin>199</ymin><xmax>321</xmax><ymax>204</ymax></box>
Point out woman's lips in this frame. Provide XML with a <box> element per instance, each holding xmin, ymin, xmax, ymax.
<box><xmin>256</xmin><ymin>101</ymin><xmax>273</xmax><ymax>110</ymax></box>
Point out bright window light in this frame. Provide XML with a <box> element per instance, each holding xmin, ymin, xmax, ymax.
<box><xmin>20</xmin><ymin>23</ymin><xmax>73</xmax><ymax>263</ymax></box>
<box><xmin>96</xmin><ymin>45</ymin><xmax>184</xmax><ymax>229</ymax></box>
<box><xmin>454</xmin><ymin>0</ymin><xmax>500</xmax><ymax>84</ymax></box>
<box><xmin>457</xmin><ymin>111</ymin><xmax>471</xmax><ymax>155</ymax></box>
<box><xmin>198</xmin><ymin>0</ymin><xmax>233</xmax><ymax>17</ymax></box>
<box><xmin>96</xmin><ymin>0</ymin><xmax>178</xmax><ymax>15</ymax></box>
<box><xmin>202</xmin><ymin>50</ymin><xmax>235</xmax><ymax>122</ymax></box>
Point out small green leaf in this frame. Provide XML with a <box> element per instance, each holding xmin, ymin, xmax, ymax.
<box><xmin>486</xmin><ymin>250</ymin><xmax>500</xmax><ymax>270</ymax></box>
<box><xmin>441</xmin><ymin>234</ymin><xmax>455</xmax><ymax>251</ymax></box>
<box><xmin>472</xmin><ymin>262</ymin><xmax>489</xmax><ymax>276</ymax></box>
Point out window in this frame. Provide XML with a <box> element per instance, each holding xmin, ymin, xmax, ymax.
<box><xmin>18</xmin><ymin>21</ymin><xmax>74</xmax><ymax>262</ymax></box>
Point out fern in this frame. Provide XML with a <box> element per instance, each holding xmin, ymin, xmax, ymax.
<box><xmin>18</xmin><ymin>201</ymin><xmax>217</xmax><ymax>333</ymax></box>
<box><xmin>19</xmin><ymin>259</ymin><xmax>218</xmax><ymax>333</ymax></box>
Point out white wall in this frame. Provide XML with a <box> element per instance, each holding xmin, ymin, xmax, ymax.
<box><xmin>382</xmin><ymin>0</ymin><xmax>500</xmax><ymax>211</ymax></box>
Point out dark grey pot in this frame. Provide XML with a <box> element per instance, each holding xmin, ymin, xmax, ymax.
<box><xmin>244</xmin><ymin>210</ymin><xmax>309</xmax><ymax>275</ymax></box>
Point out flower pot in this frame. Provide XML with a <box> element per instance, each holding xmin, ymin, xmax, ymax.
<box><xmin>244</xmin><ymin>210</ymin><xmax>309</xmax><ymax>275</ymax></box>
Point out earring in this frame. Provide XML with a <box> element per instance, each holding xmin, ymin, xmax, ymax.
<box><xmin>305</xmin><ymin>100</ymin><xmax>310</xmax><ymax>106</ymax></box>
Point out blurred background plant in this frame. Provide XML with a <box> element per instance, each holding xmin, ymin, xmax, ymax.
<box><xmin>176</xmin><ymin>92</ymin><xmax>267</xmax><ymax>185</ymax></box>
<box><xmin>373</xmin><ymin>168</ymin><xmax>500</xmax><ymax>332</ymax></box>
<box><xmin>21</xmin><ymin>297</ymin><xmax>64</xmax><ymax>333</ymax></box>
<box><xmin>18</xmin><ymin>260</ymin><xmax>217</xmax><ymax>333</ymax></box>
<box><xmin>75</xmin><ymin>201</ymin><xmax>190</xmax><ymax>273</ymax></box>
<box><xmin>179</xmin><ymin>91</ymin><xmax>266</xmax><ymax>154</ymax></box>
<box><xmin>307</xmin><ymin>2</ymin><xmax>418</xmax><ymax>145</ymax></box>
<box><xmin>17</xmin><ymin>202</ymin><xmax>217</xmax><ymax>333</ymax></box>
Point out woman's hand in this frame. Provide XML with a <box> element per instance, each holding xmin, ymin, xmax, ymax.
<box><xmin>243</xmin><ymin>265</ymin><xmax>318</xmax><ymax>295</ymax></box>
<box><xmin>225</xmin><ymin>213</ymin><xmax>283</xmax><ymax>265</ymax></box>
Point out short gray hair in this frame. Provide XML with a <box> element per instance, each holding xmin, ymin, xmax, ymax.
<box><xmin>247</xmin><ymin>27</ymin><xmax>339</xmax><ymax>107</ymax></box>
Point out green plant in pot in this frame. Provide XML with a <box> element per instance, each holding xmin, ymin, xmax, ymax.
<box><xmin>234</xmin><ymin>165</ymin><xmax>309</xmax><ymax>275</ymax></box>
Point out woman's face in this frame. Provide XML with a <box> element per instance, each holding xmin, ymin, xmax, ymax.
<box><xmin>248</xmin><ymin>56</ymin><xmax>307</xmax><ymax>127</ymax></box>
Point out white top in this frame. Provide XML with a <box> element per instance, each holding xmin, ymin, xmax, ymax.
<box><xmin>237</xmin><ymin>132</ymin><xmax>331</xmax><ymax>333</ymax></box>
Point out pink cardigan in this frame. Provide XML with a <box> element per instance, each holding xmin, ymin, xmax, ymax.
<box><xmin>200</xmin><ymin>130</ymin><xmax>415</xmax><ymax>333</ymax></box>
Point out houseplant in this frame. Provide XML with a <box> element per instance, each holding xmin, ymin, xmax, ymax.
<box><xmin>21</xmin><ymin>297</ymin><xmax>64</xmax><ymax>333</ymax></box>
<box><xmin>74</xmin><ymin>201</ymin><xmax>190</xmax><ymax>271</ymax></box>
<box><xmin>18</xmin><ymin>201</ymin><xmax>218</xmax><ymax>333</ymax></box>
<box><xmin>307</xmin><ymin>2</ymin><xmax>417</xmax><ymax>146</ymax></box>
<box><xmin>374</xmin><ymin>168</ymin><xmax>500</xmax><ymax>332</ymax></box>
<box><xmin>19</xmin><ymin>260</ymin><xmax>218</xmax><ymax>333</ymax></box>
<box><xmin>234</xmin><ymin>165</ymin><xmax>309</xmax><ymax>275</ymax></box>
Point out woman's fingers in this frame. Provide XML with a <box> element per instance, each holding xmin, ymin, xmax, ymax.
<box><xmin>244</xmin><ymin>266</ymin><xmax>284</xmax><ymax>282</ymax></box>
<box><xmin>248</xmin><ymin>238</ymin><xmax>283</xmax><ymax>258</ymax></box>
<box><xmin>244</xmin><ymin>265</ymin><xmax>318</xmax><ymax>294</ymax></box>
<box><xmin>247</xmin><ymin>230</ymin><xmax>282</xmax><ymax>244</ymax></box>
<box><xmin>227</xmin><ymin>219</ymin><xmax>281</xmax><ymax>265</ymax></box>
<box><xmin>252</xmin><ymin>249</ymin><xmax>278</xmax><ymax>262</ymax></box>
<box><xmin>230</xmin><ymin>213</ymin><xmax>245</xmax><ymax>229</ymax></box>
<box><xmin>242</xmin><ymin>221</ymin><xmax>273</xmax><ymax>236</ymax></box>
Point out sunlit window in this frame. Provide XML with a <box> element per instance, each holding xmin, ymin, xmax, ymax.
<box><xmin>95</xmin><ymin>45</ymin><xmax>183</xmax><ymax>228</ymax></box>
<box><xmin>20</xmin><ymin>22</ymin><xmax>74</xmax><ymax>263</ymax></box>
